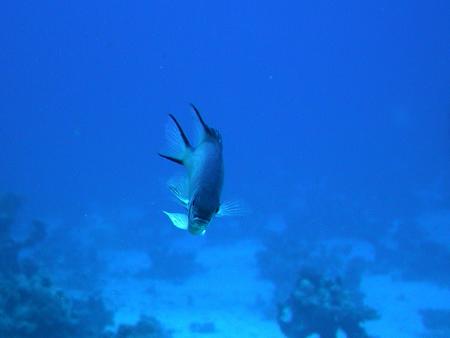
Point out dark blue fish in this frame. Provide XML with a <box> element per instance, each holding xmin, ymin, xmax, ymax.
<box><xmin>159</xmin><ymin>104</ymin><xmax>241</xmax><ymax>235</ymax></box>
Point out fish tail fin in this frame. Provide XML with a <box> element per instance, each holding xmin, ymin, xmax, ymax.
<box><xmin>159</xmin><ymin>114</ymin><xmax>192</xmax><ymax>165</ymax></box>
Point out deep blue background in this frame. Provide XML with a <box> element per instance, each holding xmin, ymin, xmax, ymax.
<box><xmin>1</xmin><ymin>0</ymin><xmax>449</xmax><ymax>222</ymax></box>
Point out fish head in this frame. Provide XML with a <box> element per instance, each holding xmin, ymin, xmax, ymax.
<box><xmin>188</xmin><ymin>217</ymin><xmax>209</xmax><ymax>235</ymax></box>
<box><xmin>187</xmin><ymin>194</ymin><xmax>218</xmax><ymax>235</ymax></box>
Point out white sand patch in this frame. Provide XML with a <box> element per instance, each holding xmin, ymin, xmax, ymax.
<box><xmin>104</xmin><ymin>240</ymin><xmax>283</xmax><ymax>337</ymax></box>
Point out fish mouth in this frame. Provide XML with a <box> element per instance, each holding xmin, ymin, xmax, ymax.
<box><xmin>188</xmin><ymin>217</ymin><xmax>210</xmax><ymax>235</ymax></box>
<box><xmin>192</xmin><ymin>217</ymin><xmax>209</xmax><ymax>226</ymax></box>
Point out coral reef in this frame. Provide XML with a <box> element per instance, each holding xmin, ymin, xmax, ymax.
<box><xmin>0</xmin><ymin>193</ymin><xmax>116</xmax><ymax>338</ymax></box>
<box><xmin>0</xmin><ymin>270</ymin><xmax>171</xmax><ymax>338</ymax></box>
<box><xmin>36</xmin><ymin>235</ymin><xmax>107</xmax><ymax>292</ymax></box>
<box><xmin>30</xmin><ymin>212</ymin><xmax>109</xmax><ymax>293</ymax></box>
<box><xmin>0</xmin><ymin>193</ymin><xmax>172</xmax><ymax>337</ymax></box>
<box><xmin>0</xmin><ymin>273</ymin><xmax>113</xmax><ymax>338</ymax></box>
<box><xmin>0</xmin><ymin>194</ymin><xmax>47</xmax><ymax>277</ymax></box>
<box><xmin>373</xmin><ymin>219</ymin><xmax>450</xmax><ymax>286</ymax></box>
<box><xmin>420</xmin><ymin>308</ymin><xmax>450</xmax><ymax>338</ymax></box>
<box><xmin>277</xmin><ymin>268</ymin><xmax>378</xmax><ymax>338</ymax></box>
<box><xmin>256</xmin><ymin>233</ymin><xmax>370</xmax><ymax>301</ymax></box>
<box><xmin>105</xmin><ymin>315</ymin><xmax>172</xmax><ymax>338</ymax></box>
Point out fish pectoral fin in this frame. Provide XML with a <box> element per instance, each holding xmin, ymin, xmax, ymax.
<box><xmin>168</xmin><ymin>186</ymin><xmax>189</xmax><ymax>208</ymax></box>
<box><xmin>167</xmin><ymin>176</ymin><xmax>189</xmax><ymax>208</ymax></box>
<box><xmin>163</xmin><ymin>211</ymin><xmax>189</xmax><ymax>230</ymax></box>
<box><xmin>217</xmin><ymin>200</ymin><xmax>250</xmax><ymax>217</ymax></box>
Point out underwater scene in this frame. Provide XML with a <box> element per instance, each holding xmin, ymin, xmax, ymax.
<box><xmin>1</xmin><ymin>1</ymin><xmax>449</xmax><ymax>337</ymax></box>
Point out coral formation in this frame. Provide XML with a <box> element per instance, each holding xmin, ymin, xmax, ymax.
<box><xmin>257</xmin><ymin>233</ymin><xmax>370</xmax><ymax>301</ymax></box>
<box><xmin>0</xmin><ymin>193</ymin><xmax>171</xmax><ymax>338</ymax></box>
<box><xmin>0</xmin><ymin>274</ymin><xmax>113</xmax><ymax>338</ymax></box>
<box><xmin>277</xmin><ymin>268</ymin><xmax>378</xmax><ymax>338</ymax></box>
<box><xmin>0</xmin><ymin>194</ymin><xmax>48</xmax><ymax>275</ymax></box>
<box><xmin>0</xmin><ymin>193</ymin><xmax>115</xmax><ymax>338</ymax></box>
<box><xmin>420</xmin><ymin>308</ymin><xmax>450</xmax><ymax>338</ymax></box>
<box><xmin>106</xmin><ymin>316</ymin><xmax>172</xmax><ymax>338</ymax></box>
<box><xmin>374</xmin><ymin>220</ymin><xmax>450</xmax><ymax>286</ymax></box>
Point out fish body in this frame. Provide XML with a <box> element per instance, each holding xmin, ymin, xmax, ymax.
<box><xmin>159</xmin><ymin>104</ymin><xmax>225</xmax><ymax>235</ymax></box>
<box><xmin>186</xmin><ymin>132</ymin><xmax>224</xmax><ymax>234</ymax></box>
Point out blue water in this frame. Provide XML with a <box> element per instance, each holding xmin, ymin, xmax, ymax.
<box><xmin>1</xmin><ymin>1</ymin><xmax>449</xmax><ymax>337</ymax></box>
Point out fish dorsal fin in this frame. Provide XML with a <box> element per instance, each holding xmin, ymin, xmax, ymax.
<box><xmin>159</xmin><ymin>114</ymin><xmax>192</xmax><ymax>166</ymax></box>
<box><xmin>190</xmin><ymin>103</ymin><xmax>209</xmax><ymax>133</ymax></box>
<box><xmin>169</xmin><ymin>114</ymin><xmax>191</xmax><ymax>148</ymax></box>
<box><xmin>190</xmin><ymin>103</ymin><xmax>222</xmax><ymax>143</ymax></box>
<box><xmin>163</xmin><ymin>211</ymin><xmax>188</xmax><ymax>230</ymax></box>
<box><xmin>167</xmin><ymin>176</ymin><xmax>189</xmax><ymax>208</ymax></box>
<box><xmin>217</xmin><ymin>200</ymin><xmax>250</xmax><ymax>217</ymax></box>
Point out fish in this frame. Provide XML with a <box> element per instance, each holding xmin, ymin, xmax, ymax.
<box><xmin>159</xmin><ymin>104</ymin><xmax>243</xmax><ymax>235</ymax></box>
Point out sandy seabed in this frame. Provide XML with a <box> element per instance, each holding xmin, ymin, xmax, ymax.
<box><xmin>103</xmin><ymin>239</ymin><xmax>450</xmax><ymax>338</ymax></box>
